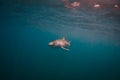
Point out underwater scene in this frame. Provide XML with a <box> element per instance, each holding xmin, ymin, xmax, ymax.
<box><xmin>1</xmin><ymin>0</ymin><xmax>120</xmax><ymax>80</ymax></box>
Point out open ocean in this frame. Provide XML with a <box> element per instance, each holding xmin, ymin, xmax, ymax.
<box><xmin>1</xmin><ymin>0</ymin><xmax>120</xmax><ymax>80</ymax></box>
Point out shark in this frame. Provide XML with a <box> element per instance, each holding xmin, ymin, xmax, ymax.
<box><xmin>48</xmin><ymin>37</ymin><xmax>70</xmax><ymax>51</ymax></box>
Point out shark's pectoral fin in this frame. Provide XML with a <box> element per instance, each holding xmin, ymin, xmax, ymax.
<box><xmin>61</xmin><ymin>47</ymin><xmax>70</xmax><ymax>51</ymax></box>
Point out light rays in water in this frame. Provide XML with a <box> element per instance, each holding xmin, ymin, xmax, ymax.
<box><xmin>26</xmin><ymin>1</ymin><xmax>120</xmax><ymax>44</ymax></box>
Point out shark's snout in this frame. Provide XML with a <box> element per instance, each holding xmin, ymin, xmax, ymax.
<box><xmin>49</xmin><ymin>42</ymin><xmax>54</xmax><ymax>46</ymax></box>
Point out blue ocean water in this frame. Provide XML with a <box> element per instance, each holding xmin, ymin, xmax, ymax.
<box><xmin>1</xmin><ymin>0</ymin><xmax>120</xmax><ymax>80</ymax></box>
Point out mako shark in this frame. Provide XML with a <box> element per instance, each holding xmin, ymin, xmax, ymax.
<box><xmin>48</xmin><ymin>37</ymin><xmax>70</xmax><ymax>51</ymax></box>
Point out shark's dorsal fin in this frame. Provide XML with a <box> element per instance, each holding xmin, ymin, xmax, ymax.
<box><xmin>62</xmin><ymin>36</ymin><xmax>66</xmax><ymax>40</ymax></box>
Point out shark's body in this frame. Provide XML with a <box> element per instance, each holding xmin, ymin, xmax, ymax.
<box><xmin>49</xmin><ymin>37</ymin><xmax>70</xmax><ymax>51</ymax></box>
